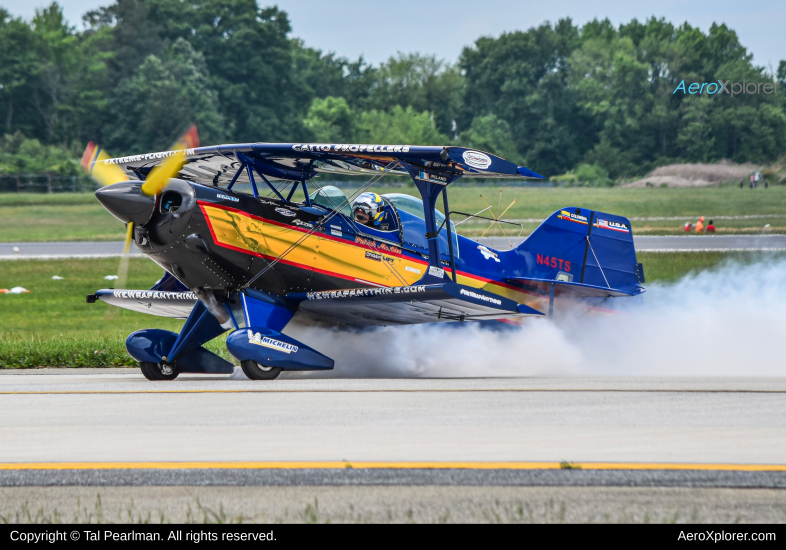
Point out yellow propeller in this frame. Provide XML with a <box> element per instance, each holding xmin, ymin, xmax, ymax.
<box><xmin>79</xmin><ymin>142</ymin><xmax>129</xmax><ymax>187</ymax></box>
<box><xmin>141</xmin><ymin>125</ymin><xmax>200</xmax><ymax>196</ymax></box>
<box><xmin>79</xmin><ymin>126</ymin><xmax>200</xmax><ymax>295</ymax></box>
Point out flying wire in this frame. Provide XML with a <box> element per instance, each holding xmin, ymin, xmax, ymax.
<box><xmin>239</xmin><ymin>163</ymin><xmax>398</xmax><ymax>291</ymax></box>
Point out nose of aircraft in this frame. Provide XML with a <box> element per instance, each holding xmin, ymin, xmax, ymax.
<box><xmin>95</xmin><ymin>181</ymin><xmax>156</xmax><ymax>226</ymax></box>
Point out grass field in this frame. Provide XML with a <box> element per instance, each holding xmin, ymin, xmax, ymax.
<box><xmin>0</xmin><ymin>257</ymin><xmax>230</xmax><ymax>367</ymax></box>
<box><xmin>1</xmin><ymin>185</ymin><xmax>785</xmax><ymax>242</ymax></box>
<box><xmin>0</xmin><ymin>252</ymin><xmax>781</xmax><ymax>368</ymax></box>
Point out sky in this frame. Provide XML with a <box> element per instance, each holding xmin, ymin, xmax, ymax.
<box><xmin>2</xmin><ymin>0</ymin><xmax>784</xmax><ymax>71</ymax></box>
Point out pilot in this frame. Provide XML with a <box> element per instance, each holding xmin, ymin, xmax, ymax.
<box><xmin>352</xmin><ymin>192</ymin><xmax>392</xmax><ymax>230</ymax></box>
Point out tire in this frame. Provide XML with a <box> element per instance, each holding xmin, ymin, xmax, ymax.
<box><xmin>241</xmin><ymin>360</ymin><xmax>282</xmax><ymax>380</ymax></box>
<box><xmin>140</xmin><ymin>361</ymin><xmax>179</xmax><ymax>381</ymax></box>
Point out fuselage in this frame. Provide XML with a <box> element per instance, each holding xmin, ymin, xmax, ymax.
<box><xmin>97</xmin><ymin>180</ymin><xmax>557</xmax><ymax>315</ymax></box>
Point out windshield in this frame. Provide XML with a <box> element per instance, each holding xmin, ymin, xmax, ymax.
<box><xmin>383</xmin><ymin>193</ymin><xmax>459</xmax><ymax>257</ymax></box>
<box><xmin>383</xmin><ymin>193</ymin><xmax>451</xmax><ymax>229</ymax></box>
<box><xmin>309</xmin><ymin>185</ymin><xmax>352</xmax><ymax>216</ymax></box>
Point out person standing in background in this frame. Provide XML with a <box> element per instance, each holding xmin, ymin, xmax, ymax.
<box><xmin>740</xmin><ymin>178</ymin><xmax>744</xmax><ymax>189</ymax></box>
<box><xmin>684</xmin><ymin>221</ymin><xmax>692</xmax><ymax>232</ymax></box>
<box><xmin>706</xmin><ymin>219</ymin><xmax>716</xmax><ymax>233</ymax></box>
<box><xmin>695</xmin><ymin>216</ymin><xmax>705</xmax><ymax>233</ymax></box>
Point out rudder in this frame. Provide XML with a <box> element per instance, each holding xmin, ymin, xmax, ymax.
<box><xmin>514</xmin><ymin>207</ymin><xmax>644</xmax><ymax>293</ymax></box>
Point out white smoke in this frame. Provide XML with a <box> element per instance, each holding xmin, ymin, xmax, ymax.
<box><xmin>283</xmin><ymin>258</ymin><xmax>786</xmax><ymax>378</ymax></box>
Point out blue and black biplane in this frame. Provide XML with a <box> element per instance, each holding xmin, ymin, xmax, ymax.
<box><xmin>82</xmin><ymin>128</ymin><xmax>645</xmax><ymax>380</ymax></box>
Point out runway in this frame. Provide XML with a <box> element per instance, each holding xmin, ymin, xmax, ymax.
<box><xmin>3</xmin><ymin>370</ymin><xmax>784</xmax><ymax>522</ymax></box>
<box><xmin>1</xmin><ymin>370</ymin><xmax>784</xmax><ymax>478</ymax></box>
<box><xmin>1</xmin><ymin>234</ymin><xmax>785</xmax><ymax>259</ymax></box>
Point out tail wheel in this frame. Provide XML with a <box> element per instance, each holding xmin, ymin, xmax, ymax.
<box><xmin>140</xmin><ymin>361</ymin><xmax>179</xmax><ymax>381</ymax></box>
<box><xmin>241</xmin><ymin>360</ymin><xmax>282</xmax><ymax>380</ymax></box>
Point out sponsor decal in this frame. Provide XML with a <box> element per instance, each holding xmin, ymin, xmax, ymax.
<box><xmin>292</xmin><ymin>144</ymin><xmax>411</xmax><ymax>153</ymax></box>
<box><xmin>216</xmin><ymin>194</ymin><xmax>239</xmax><ymax>202</ymax></box>
<box><xmin>594</xmin><ymin>218</ymin><xmax>630</xmax><ymax>233</ymax></box>
<box><xmin>354</xmin><ymin>236</ymin><xmax>401</xmax><ymax>255</ymax></box>
<box><xmin>459</xmin><ymin>288</ymin><xmax>502</xmax><ymax>306</ymax></box>
<box><xmin>292</xmin><ymin>219</ymin><xmax>313</xmax><ymax>228</ymax></box>
<box><xmin>428</xmin><ymin>266</ymin><xmax>445</xmax><ymax>278</ymax></box>
<box><xmin>477</xmin><ymin>245</ymin><xmax>500</xmax><ymax>262</ymax></box>
<box><xmin>330</xmin><ymin>228</ymin><xmax>342</xmax><ymax>237</ymax></box>
<box><xmin>462</xmin><ymin>150</ymin><xmax>492</xmax><ymax>170</ymax></box>
<box><xmin>104</xmin><ymin>149</ymin><xmax>197</xmax><ymax>165</ymax></box>
<box><xmin>536</xmin><ymin>254</ymin><xmax>571</xmax><ymax>272</ymax></box>
<box><xmin>306</xmin><ymin>285</ymin><xmax>427</xmax><ymax>300</ymax></box>
<box><xmin>113</xmin><ymin>290</ymin><xmax>197</xmax><ymax>300</ymax></box>
<box><xmin>275</xmin><ymin>207</ymin><xmax>297</xmax><ymax>217</ymax></box>
<box><xmin>557</xmin><ymin>210</ymin><xmax>588</xmax><ymax>225</ymax></box>
<box><xmin>416</xmin><ymin>171</ymin><xmax>449</xmax><ymax>184</ymax></box>
<box><xmin>330</xmin><ymin>225</ymin><xmax>342</xmax><ymax>230</ymax></box>
<box><xmin>247</xmin><ymin>330</ymin><xmax>298</xmax><ymax>354</ymax></box>
<box><xmin>365</xmin><ymin>251</ymin><xmax>382</xmax><ymax>262</ymax></box>
<box><xmin>405</xmin><ymin>266</ymin><xmax>422</xmax><ymax>275</ymax></box>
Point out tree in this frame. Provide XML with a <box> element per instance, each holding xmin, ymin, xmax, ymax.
<box><xmin>357</xmin><ymin>106</ymin><xmax>448</xmax><ymax>145</ymax></box>
<box><xmin>0</xmin><ymin>9</ymin><xmax>46</xmax><ymax>139</ymax></box>
<box><xmin>362</xmin><ymin>53</ymin><xmax>464</xmax><ymax>136</ymax></box>
<box><xmin>303</xmin><ymin>96</ymin><xmax>354</xmax><ymax>143</ymax></box>
<box><xmin>458</xmin><ymin>114</ymin><xmax>524</xmax><ymax>164</ymax></box>
<box><xmin>143</xmin><ymin>0</ymin><xmax>309</xmax><ymax>142</ymax></box>
<box><xmin>105</xmin><ymin>38</ymin><xmax>226</xmax><ymax>154</ymax></box>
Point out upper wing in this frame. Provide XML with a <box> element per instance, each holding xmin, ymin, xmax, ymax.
<box><xmin>287</xmin><ymin>282</ymin><xmax>543</xmax><ymax>326</ymax></box>
<box><xmin>98</xmin><ymin>143</ymin><xmax>544</xmax><ymax>187</ymax></box>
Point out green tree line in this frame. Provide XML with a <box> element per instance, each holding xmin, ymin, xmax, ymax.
<box><xmin>1</xmin><ymin>0</ymin><xmax>785</xmax><ymax>180</ymax></box>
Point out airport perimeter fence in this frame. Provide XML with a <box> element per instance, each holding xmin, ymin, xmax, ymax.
<box><xmin>0</xmin><ymin>174</ymin><xmax>99</xmax><ymax>194</ymax></box>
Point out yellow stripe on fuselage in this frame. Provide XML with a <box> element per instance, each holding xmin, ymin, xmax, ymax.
<box><xmin>200</xmin><ymin>202</ymin><xmax>545</xmax><ymax>310</ymax></box>
<box><xmin>201</xmin><ymin>204</ymin><xmax>422</xmax><ymax>287</ymax></box>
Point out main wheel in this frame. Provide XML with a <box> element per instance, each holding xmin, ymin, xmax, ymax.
<box><xmin>241</xmin><ymin>360</ymin><xmax>282</xmax><ymax>380</ymax></box>
<box><xmin>140</xmin><ymin>361</ymin><xmax>179</xmax><ymax>381</ymax></box>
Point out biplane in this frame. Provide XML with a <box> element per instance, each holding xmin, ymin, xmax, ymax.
<box><xmin>82</xmin><ymin>129</ymin><xmax>645</xmax><ymax>380</ymax></box>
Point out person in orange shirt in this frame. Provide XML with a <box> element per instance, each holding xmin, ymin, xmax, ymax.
<box><xmin>695</xmin><ymin>216</ymin><xmax>705</xmax><ymax>233</ymax></box>
<box><xmin>706</xmin><ymin>219</ymin><xmax>716</xmax><ymax>233</ymax></box>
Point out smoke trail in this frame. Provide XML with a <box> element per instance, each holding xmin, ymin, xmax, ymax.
<box><xmin>282</xmin><ymin>258</ymin><xmax>786</xmax><ymax>378</ymax></box>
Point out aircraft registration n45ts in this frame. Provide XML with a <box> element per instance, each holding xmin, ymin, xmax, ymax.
<box><xmin>82</xmin><ymin>133</ymin><xmax>645</xmax><ymax>381</ymax></box>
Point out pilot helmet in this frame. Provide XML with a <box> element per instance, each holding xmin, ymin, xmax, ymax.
<box><xmin>352</xmin><ymin>192</ymin><xmax>385</xmax><ymax>225</ymax></box>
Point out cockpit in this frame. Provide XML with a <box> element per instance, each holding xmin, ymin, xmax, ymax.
<box><xmin>309</xmin><ymin>186</ymin><xmax>459</xmax><ymax>257</ymax></box>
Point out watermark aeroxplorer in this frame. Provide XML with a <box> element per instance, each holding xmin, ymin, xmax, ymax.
<box><xmin>673</xmin><ymin>79</ymin><xmax>779</xmax><ymax>96</ymax></box>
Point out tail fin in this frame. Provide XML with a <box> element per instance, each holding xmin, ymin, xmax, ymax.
<box><xmin>514</xmin><ymin>207</ymin><xmax>644</xmax><ymax>294</ymax></box>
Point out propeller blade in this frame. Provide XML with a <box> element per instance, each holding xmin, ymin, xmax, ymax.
<box><xmin>140</xmin><ymin>125</ymin><xmax>200</xmax><ymax>197</ymax></box>
<box><xmin>116</xmin><ymin>222</ymin><xmax>134</xmax><ymax>291</ymax></box>
<box><xmin>80</xmin><ymin>142</ymin><xmax>129</xmax><ymax>187</ymax></box>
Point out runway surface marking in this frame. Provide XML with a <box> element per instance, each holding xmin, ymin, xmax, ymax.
<box><xmin>2</xmin><ymin>389</ymin><xmax>785</xmax><ymax>395</ymax></box>
<box><xmin>1</xmin><ymin>461</ymin><xmax>784</xmax><ymax>471</ymax></box>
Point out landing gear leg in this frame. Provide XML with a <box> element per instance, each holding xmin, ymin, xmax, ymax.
<box><xmin>241</xmin><ymin>360</ymin><xmax>282</xmax><ymax>380</ymax></box>
<box><xmin>140</xmin><ymin>361</ymin><xmax>179</xmax><ymax>381</ymax></box>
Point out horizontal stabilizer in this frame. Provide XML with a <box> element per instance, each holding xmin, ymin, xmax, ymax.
<box><xmin>89</xmin><ymin>289</ymin><xmax>197</xmax><ymax>318</ymax></box>
<box><xmin>505</xmin><ymin>277</ymin><xmax>642</xmax><ymax>298</ymax></box>
<box><xmin>287</xmin><ymin>283</ymin><xmax>543</xmax><ymax>326</ymax></box>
